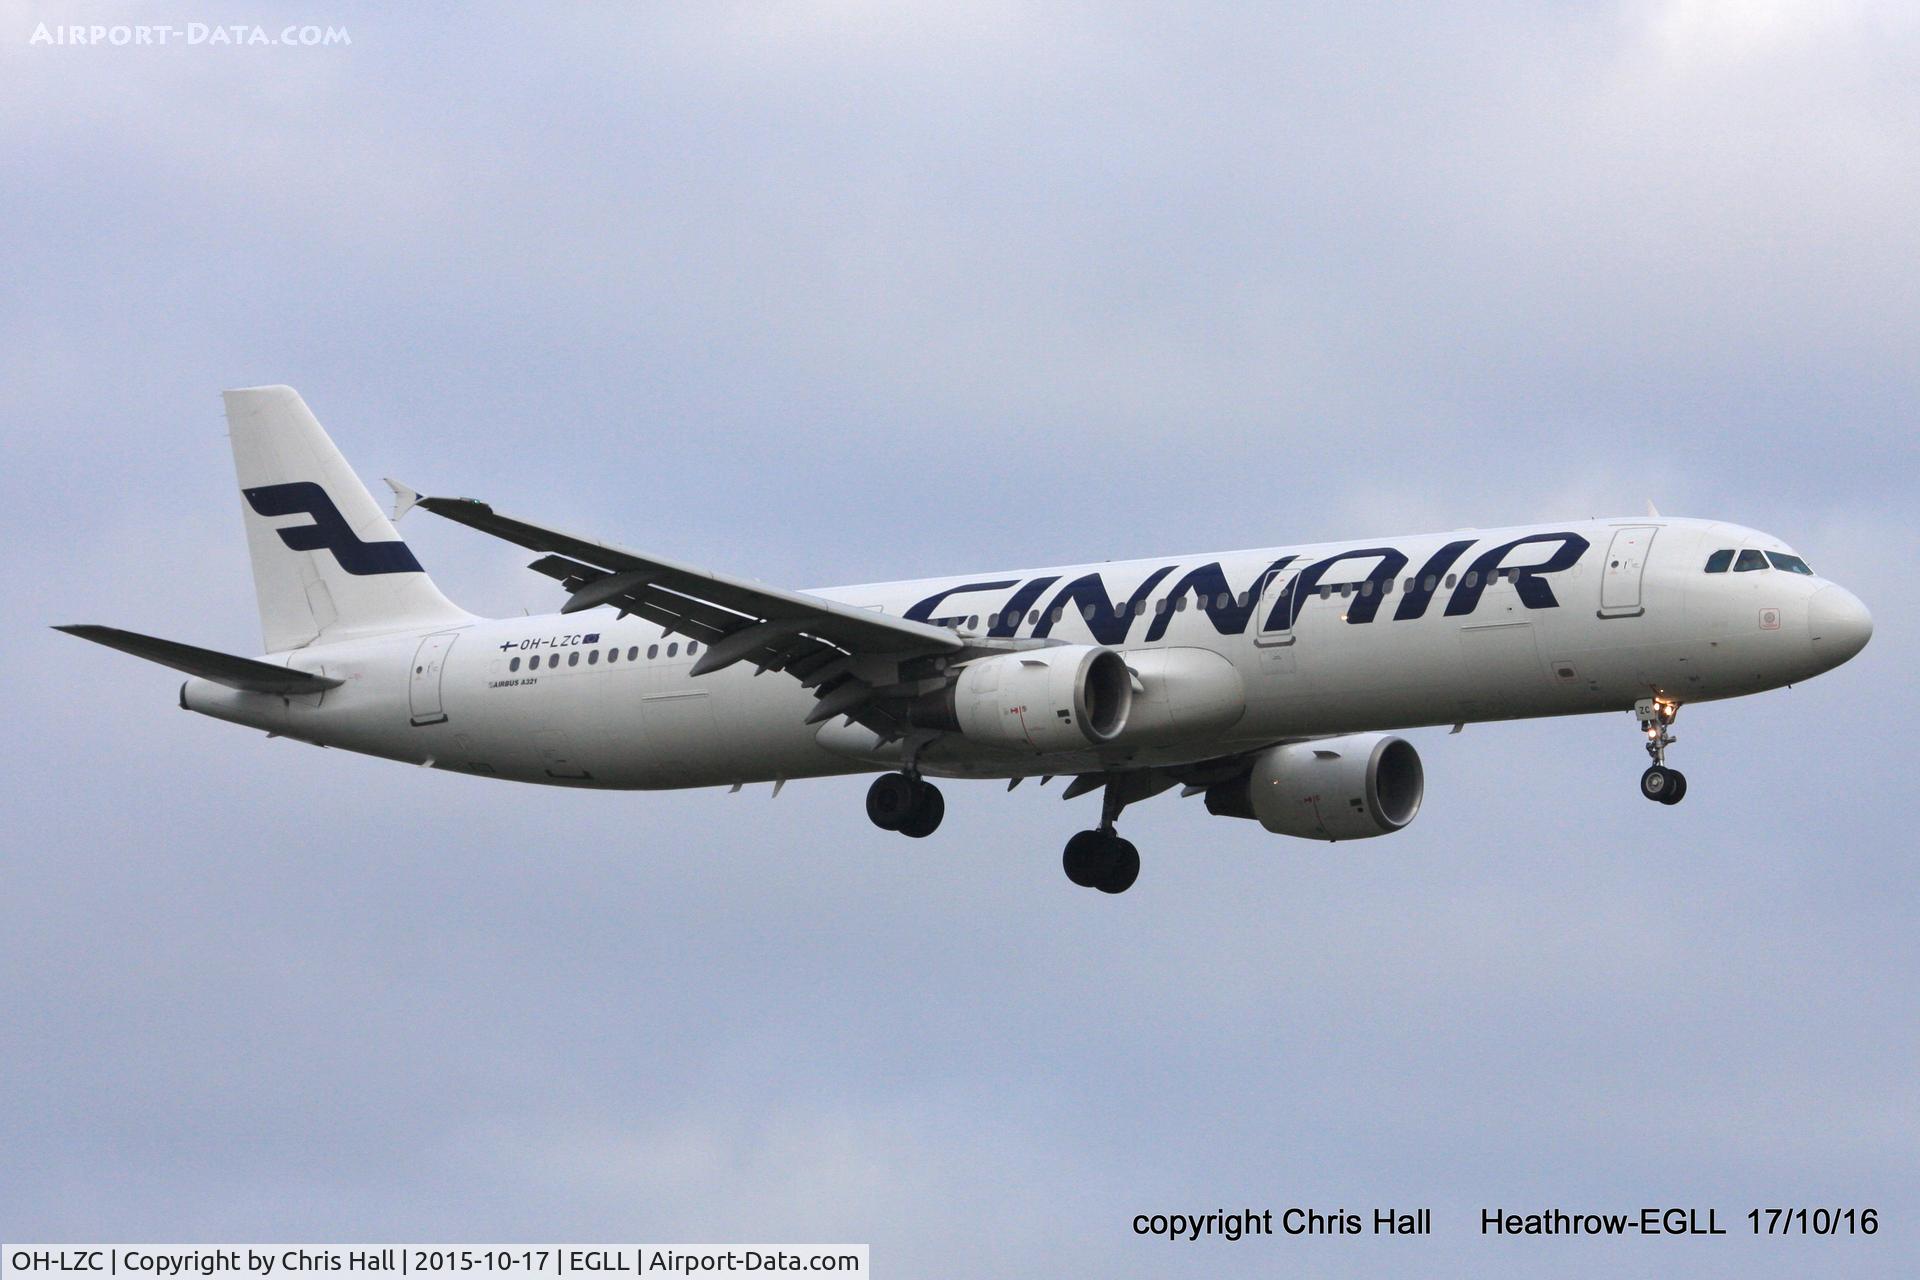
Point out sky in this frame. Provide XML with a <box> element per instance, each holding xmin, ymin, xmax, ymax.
<box><xmin>2</xmin><ymin>1</ymin><xmax>1916</xmax><ymax>1274</ymax></box>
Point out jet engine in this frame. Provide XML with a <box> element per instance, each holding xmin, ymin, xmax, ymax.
<box><xmin>1205</xmin><ymin>733</ymin><xmax>1424</xmax><ymax>840</ymax></box>
<box><xmin>912</xmin><ymin>645</ymin><xmax>1133</xmax><ymax>753</ymax></box>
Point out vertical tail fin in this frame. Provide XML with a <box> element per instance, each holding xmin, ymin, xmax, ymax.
<box><xmin>224</xmin><ymin>385</ymin><xmax>471</xmax><ymax>652</ymax></box>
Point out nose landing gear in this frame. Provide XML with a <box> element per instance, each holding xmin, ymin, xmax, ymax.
<box><xmin>1635</xmin><ymin>697</ymin><xmax>1686</xmax><ymax>805</ymax></box>
<box><xmin>866</xmin><ymin>771</ymin><xmax>945</xmax><ymax>837</ymax></box>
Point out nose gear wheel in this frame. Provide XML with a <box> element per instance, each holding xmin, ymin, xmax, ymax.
<box><xmin>1634</xmin><ymin>697</ymin><xmax>1686</xmax><ymax>804</ymax></box>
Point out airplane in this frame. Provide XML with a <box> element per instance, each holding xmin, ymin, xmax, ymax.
<box><xmin>60</xmin><ymin>386</ymin><xmax>1873</xmax><ymax>894</ymax></box>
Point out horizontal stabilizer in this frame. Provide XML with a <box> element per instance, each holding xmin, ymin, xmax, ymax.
<box><xmin>54</xmin><ymin>625</ymin><xmax>344</xmax><ymax>695</ymax></box>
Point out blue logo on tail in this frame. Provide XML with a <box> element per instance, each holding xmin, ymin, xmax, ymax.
<box><xmin>244</xmin><ymin>482</ymin><xmax>424</xmax><ymax>575</ymax></box>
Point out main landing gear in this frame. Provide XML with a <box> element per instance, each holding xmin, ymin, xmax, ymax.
<box><xmin>1062</xmin><ymin>829</ymin><xmax>1140</xmax><ymax>895</ymax></box>
<box><xmin>1062</xmin><ymin>781</ymin><xmax>1140</xmax><ymax>895</ymax></box>
<box><xmin>866</xmin><ymin>771</ymin><xmax>945</xmax><ymax>838</ymax></box>
<box><xmin>1635</xmin><ymin>696</ymin><xmax>1687</xmax><ymax>805</ymax></box>
<box><xmin>867</xmin><ymin>768</ymin><xmax>1144</xmax><ymax>894</ymax></box>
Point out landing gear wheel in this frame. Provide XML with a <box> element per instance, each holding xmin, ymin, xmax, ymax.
<box><xmin>869</xmin><ymin>772</ymin><xmax>945</xmax><ymax>836</ymax></box>
<box><xmin>866</xmin><ymin>772</ymin><xmax>916</xmax><ymax>831</ymax></box>
<box><xmin>1640</xmin><ymin>765</ymin><xmax>1683</xmax><ymax>804</ymax></box>
<box><xmin>1062</xmin><ymin>830</ymin><xmax>1108</xmax><ymax>887</ymax></box>
<box><xmin>897</xmin><ymin>780</ymin><xmax>945</xmax><ymax>838</ymax></box>
<box><xmin>1633</xmin><ymin>698</ymin><xmax>1687</xmax><ymax>806</ymax></box>
<box><xmin>1095</xmin><ymin>837</ymin><xmax>1140</xmax><ymax>894</ymax></box>
<box><xmin>1062</xmin><ymin>829</ymin><xmax>1141</xmax><ymax>894</ymax></box>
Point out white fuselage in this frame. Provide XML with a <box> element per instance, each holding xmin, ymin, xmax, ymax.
<box><xmin>182</xmin><ymin>516</ymin><xmax>1864</xmax><ymax>789</ymax></box>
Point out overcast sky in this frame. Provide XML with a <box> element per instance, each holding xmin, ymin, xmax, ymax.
<box><xmin>2</xmin><ymin>3</ymin><xmax>1915</xmax><ymax>1275</ymax></box>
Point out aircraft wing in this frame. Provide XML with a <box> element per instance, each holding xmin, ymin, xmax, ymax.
<box><xmin>398</xmin><ymin>486</ymin><xmax>966</xmax><ymax>736</ymax></box>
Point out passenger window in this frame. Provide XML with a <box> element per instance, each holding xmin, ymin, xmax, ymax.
<box><xmin>628</xmin><ymin>646</ymin><xmax>638</xmax><ymax>661</ymax></box>
<box><xmin>548</xmin><ymin>653</ymin><xmax>559</xmax><ymax>669</ymax></box>
<box><xmin>1425</xmin><ymin>575</ymin><xmax>1439</xmax><ymax>591</ymax></box>
<box><xmin>1444</xmin><ymin>574</ymin><xmax>1456</xmax><ymax>588</ymax></box>
<box><xmin>1464</xmin><ymin>571</ymin><xmax>1478</xmax><ymax>588</ymax></box>
<box><xmin>1176</xmin><ymin>596</ymin><xmax>1188</xmax><ymax>611</ymax></box>
<box><xmin>988</xmin><ymin>613</ymin><xmax>999</xmax><ymax>629</ymax></box>
<box><xmin>607</xmin><ymin>648</ymin><xmax>618</xmax><ymax>663</ymax></box>
<box><xmin>1735</xmin><ymin>550</ymin><xmax>1768</xmax><ymax>572</ymax></box>
<box><xmin>509</xmin><ymin>657</ymin><xmax>520</xmax><ymax>672</ymax></box>
<box><xmin>568</xmin><ymin>651</ymin><xmax>580</xmax><ymax>667</ymax></box>
<box><xmin>688</xmin><ymin>641</ymin><xmax>700</xmax><ymax>654</ymax></box>
<box><xmin>1134</xmin><ymin>599</ymin><xmax>1147</xmax><ymax>617</ymax></box>
<box><xmin>1704</xmin><ymin>549</ymin><xmax>1734</xmax><ymax>573</ymax></box>
<box><xmin>647</xmin><ymin>644</ymin><xmax>658</xmax><ymax>659</ymax></box>
<box><xmin>667</xmin><ymin>642</ymin><xmax>679</xmax><ymax>657</ymax></box>
<box><xmin>588</xmin><ymin>649</ymin><xmax>599</xmax><ymax>665</ymax></box>
<box><xmin>1766</xmin><ymin>552</ymin><xmax>1814</xmax><ymax>575</ymax></box>
<box><xmin>1029</xmin><ymin>610</ymin><xmax>1040</xmax><ymax>625</ymax></box>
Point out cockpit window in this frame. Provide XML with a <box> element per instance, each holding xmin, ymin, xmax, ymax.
<box><xmin>1766</xmin><ymin>552</ymin><xmax>1814</xmax><ymax>575</ymax></box>
<box><xmin>1734</xmin><ymin>549</ymin><xmax>1768</xmax><ymax>572</ymax></box>
<box><xmin>1704</xmin><ymin>549</ymin><xmax>1734</xmax><ymax>573</ymax></box>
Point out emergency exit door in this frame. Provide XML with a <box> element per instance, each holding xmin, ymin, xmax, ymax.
<box><xmin>1252</xmin><ymin>564</ymin><xmax>1301</xmax><ymax>647</ymax></box>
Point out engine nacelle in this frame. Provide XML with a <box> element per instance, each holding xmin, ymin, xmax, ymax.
<box><xmin>1112</xmin><ymin>646</ymin><xmax>1246</xmax><ymax>745</ymax></box>
<box><xmin>1206</xmin><ymin>734</ymin><xmax>1424</xmax><ymax>840</ymax></box>
<box><xmin>914</xmin><ymin>645</ymin><xmax>1133</xmax><ymax>753</ymax></box>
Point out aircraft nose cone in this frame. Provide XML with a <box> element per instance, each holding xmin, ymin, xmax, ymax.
<box><xmin>1808</xmin><ymin>585</ymin><xmax>1873</xmax><ymax>668</ymax></box>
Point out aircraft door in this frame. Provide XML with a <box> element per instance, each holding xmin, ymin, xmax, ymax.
<box><xmin>1599</xmin><ymin>526</ymin><xmax>1659</xmax><ymax>618</ymax></box>
<box><xmin>409</xmin><ymin>631</ymin><xmax>459</xmax><ymax>725</ymax></box>
<box><xmin>1251</xmin><ymin>564</ymin><xmax>1300</xmax><ymax>648</ymax></box>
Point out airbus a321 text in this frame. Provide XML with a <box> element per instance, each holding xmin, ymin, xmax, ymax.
<box><xmin>62</xmin><ymin>387</ymin><xmax>1873</xmax><ymax>894</ymax></box>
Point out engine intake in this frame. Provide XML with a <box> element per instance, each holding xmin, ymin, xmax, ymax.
<box><xmin>912</xmin><ymin>645</ymin><xmax>1133</xmax><ymax>753</ymax></box>
<box><xmin>1206</xmin><ymin>733</ymin><xmax>1424</xmax><ymax>840</ymax></box>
